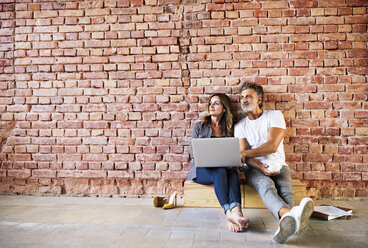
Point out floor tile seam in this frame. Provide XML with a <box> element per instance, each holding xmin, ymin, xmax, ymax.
<box><xmin>0</xmin><ymin>221</ymin><xmax>226</xmax><ymax>232</ymax></box>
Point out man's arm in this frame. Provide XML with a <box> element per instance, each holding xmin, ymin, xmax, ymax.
<box><xmin>241</xmin><ymin>127</ymin><xmax>285</xmax><ymax>159</ymax></box>
<box><xmin>239</xmin><ymin>138</ymin><xmax>280</xmax><ymax>177</ymax></box>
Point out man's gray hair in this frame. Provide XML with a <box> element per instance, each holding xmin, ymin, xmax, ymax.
<box><xmin>240</xmin><ymin>82</ymin><xmax>264</xmax><ymax>109</ymax></box>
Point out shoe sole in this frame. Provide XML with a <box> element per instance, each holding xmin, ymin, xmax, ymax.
<box><xmin>297</xmin><ymin>198</ymin><xmax>314</xmax><ymax>235</ymax></box>
<box><xmin>273</xmin><ymin>215</ymin><xmax>297</xmax><ymax>244</ymax></box>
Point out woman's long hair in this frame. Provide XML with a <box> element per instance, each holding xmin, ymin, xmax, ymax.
<box><xmin>202</xmin><ymin>93</ymin><xmax>234</xmax><ymax>137</ymax></box>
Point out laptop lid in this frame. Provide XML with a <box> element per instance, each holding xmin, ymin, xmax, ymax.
<box><xmin>191</xmin><ymin>137</ymin><xmax>242</xmax><ymax>167</ymax></box>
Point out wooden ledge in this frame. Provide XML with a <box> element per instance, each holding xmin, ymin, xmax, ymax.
<box><xmin>184</xmin><ymin>180</ymin><xmax>307</xmax><ymax>209</ymax></box>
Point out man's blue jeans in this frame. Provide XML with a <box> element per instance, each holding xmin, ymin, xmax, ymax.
<box><xmin>244</xmin><ymin>164</ymin><xmax>294</xmax><ymax>218</ymax></box>
<box><xmin>194</xmin><ymin>167</ymin><xmax>241</xmax><ymax>212</ymax></box>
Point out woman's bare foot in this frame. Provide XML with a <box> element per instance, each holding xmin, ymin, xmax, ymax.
<box><xmin>227</xmin><ymin>219</ymin><xmax>241</xmax><ymax>232</ymax></box>
<box><xmin>226</xmin><ymin>211</ymin><xmax>242</xmax><ymax>232</ymax></box>
<box><xmin>228</xmin><ymin>207</ymin><xmax>250</xmax><ymax>230</ymax></box>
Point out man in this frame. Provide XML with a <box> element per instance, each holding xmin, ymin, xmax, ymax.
<box><xmin>234</xmin><ymin>82</ymin><xmax>314</xmax><ymax>244</ymax></box>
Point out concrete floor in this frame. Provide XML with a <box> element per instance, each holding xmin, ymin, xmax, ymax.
<box><xmin>0</xmin><ymin>195</ymin><xmax>367</xmax><ymax>248</ymax></box>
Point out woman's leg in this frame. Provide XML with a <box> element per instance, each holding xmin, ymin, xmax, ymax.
<box><xmin>194</xmin><ymin>167</ymin><xmax>244</xmax><ymax>232</ymax></box>
<box><xmin>226</xmin><ymin>168</ymin><xmax>249</xmax><ymax>229</ymax></box>
<box><xmin>194</xmin><ymin>167</ymin><xmax>230</xmax><ymax>211</ymax></box>
<box><xmin>227</xmin><ymin>168</ymin><xmax>241</xmax><ymax>209</ymax></box>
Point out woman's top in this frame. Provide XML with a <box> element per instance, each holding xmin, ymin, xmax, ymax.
<box><xmin>186</xmin><ymin>121</ymin><xmax>213</xmax><ymax>181</ymax></box>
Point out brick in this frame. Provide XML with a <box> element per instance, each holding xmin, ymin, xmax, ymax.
<box><xmin>324</xmin><ymin>41</ymin><xmax>338</xmax><ymax>50</ymax></box>
<box><xmin>319</xmin><ymin>33</ymin><xmax>346</xmax><ymax>41</ymax></box>
<box><xmin>291</xmin><ymin>119</ymin><xmax>319</xmax><ymax>128</ymax></box>
<box><xmin>316</xmin><ymin>16</ymin><xmax>344</xmax><ymax>25</ymax></box>
<box><xmin>289</xmin><ymin>1</ymin><xmax>317</xmax><ymax>8</ymax></box>
<box><xmin>206</xmin><ymin>52</ymin><xmax>232</xmax><ymax>61</ymax></box>
<box><xmin>345</xmin><ymin>16</ymin><xmax>368</xmax><ymax>24</ymax></box>
<box><xmin>207</xmin><ymin>3</ymin><xmax>233</xmax><ymax>11</ymax></box>
<box><xmin>290</xmin><ymin>85</ymin><xmax>317</xmax><ymax>93</ymax></box>
<box><xmin>311</xmin><ymin>8</ymin><xmax>324</xmax><ymax>16</ymax></box>
<box><xmin>305</xmin><ymin>102</ymin><xmax>332</xmax><ymax>109</ymax></box>
<box><xmin>204</xmin><ymin>36</ymin><xmax>232</xmax><ymax>44</ymax></box>
<box><xmin>347</xmin><ymin>84</ymin><xmax>368</xmax><ymax>93</ymax></box>
<box><xmin>347</xmin><ymin>33</ymin><xmax>368</xmax><ymax>42</ymax></box>
<box><xmin>356</xmin><ymin>128</ymin><xmax>368</xmax><ymax>136</ymax></box>
<box><xmin>262</xmin><ymin>1</ymin><xmax>289</xmax><ymax>9</ymax></box>
<box><xmin>260</xmin><ymin>68</ymin><xmax>287</xmax><ymax>76</ymax></box>
<box><xmin>83</xmin><ymin>154</ymin><xmax>108</xmax><ymax>162</ymax></box>
<box><xmin>81</xmin><ymin>170</ymin><xmax>106</xmax><ymax>178</ymax></box>
<box><xmin>346</xmin><ymin>0</ymin><xmax>368</xmax><ymax>7</ymax></box>
<box><xmin>334</xmin><ymin>101</ymin><xmax>361</xmax><ymax>109</ymax></box>
<box><xmin>318</xmin><ymin>0</ymin><xmax>345</xmax><ymax>7</ymax></box>
<box><xmin>233</xmin><ymin>36</ymin><xmax>260</xmax><ymax>43</ymax></box>
<box><xmin>234</xmin><ymin>2</ymin><xmax>261</xmax><ymax>10</ymax></box>
<box><xmin>288</xmin><ymin>17</ymin><xmax>315</xmax><ymax>26</ymax></box>
<box><xmin>8</xmin><ymin>169</ymin><xmax>31</xmax><ymax>179</ymax></box>
<box><xmin>59</xmin><ymin>10</ymin><xmax>84</xmax><ymax>17</ymax></box>
<box><xmin>290</xmin><ymin>34</ymin><xmax>317</xmax><ymax>42</ymax></box>
<box><xmin>152</xmin><ymin>54</ymin><xmax>178</xmax><ymax>62</ymax></box>
<box><xmin>261</xmin><ymin>35</ymin><xmax>288</xmax><ymax>43</ymax></box>
<box><xmin>347</xmin><ymin>49</ymin><xmax>368</xmax><ymax>58</ymax></box>
<box><xmin>107</xmin><ymin>171</ymin><xmax>133</xmax><ymax>178</ymax></box>
<box><xmin>151</xmin><ymin>37</ymin><xmax>177</xmax><ymax>46</ymax></box>
<box><xmin>55</xmin><ymin>105</ymin><xmax>80</xmax><ymax>113</ymax></box>
<box><xmin>289</xmin><ymin>68</ymin><xmax>315</xmax><ymax>76</ymax></box>
<box><xmin>136</xmin><ymin>71</ymin><xmax>162</xmax><ymax>79</ymax></box>
<box><xmin>259</xmin><ymin>18</ymin><xmax>287</xmax><ymax>26</ymax></box>
<box><xmin>201</xmin><ymin>20</ymin><xmax>229</xmax><ymax>29</ymax></box>
<box><xmin>34</xmin><ymin>11</ymin><xmax>57</xmax><ymax>18</ymax></box>
<box><xmin>84</xmin><ymin>121</ymin><xmax>109</xmax><ymax>129</ymax></box>
<box><xmin>32</xmin><ymin>170</ymin><xmax>56</xmax><ymax>178</ymax></box>
<box><xmin>349</xmin><ymin>119</ymin><xmax>366</xmax><ymax>127</ymax></box>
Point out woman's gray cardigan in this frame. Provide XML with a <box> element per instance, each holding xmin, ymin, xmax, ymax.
<box><xmin>186</xmin><ymin>121</ymin><xmax>212</xmax><ymax>181</ymax></box>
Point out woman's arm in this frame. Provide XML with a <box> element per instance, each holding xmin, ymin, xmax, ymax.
<box><xmin>190</xmin><ymin>122</ymin><xmax>202</xmax><ymax>159</ymax></box>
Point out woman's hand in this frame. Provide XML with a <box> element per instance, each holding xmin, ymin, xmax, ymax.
<box><xmin>260</xmin><ymin>164</ymin><xmax>280</xmax><ymax>177</ymax></box>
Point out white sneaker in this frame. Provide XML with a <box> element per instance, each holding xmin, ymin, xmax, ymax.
<box><xmin>291</xmin><ymin>197</ymin><xmax>314</xmax><ymax>235</ymax></box>
<box><xmin>273</xmin><ymin>212</ymin><xmax>297</xmax><ymax>244</ymax></box>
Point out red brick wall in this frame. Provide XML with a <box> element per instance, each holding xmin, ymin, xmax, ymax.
<box><xmin>0</xmin><ymin>0</ymin><xmax>367</xmax><ymax>197</ymax></box>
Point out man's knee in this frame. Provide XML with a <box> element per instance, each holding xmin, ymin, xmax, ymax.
<box><xmin>247</xmin><ymin>171</ymin><xmax>271</xmax><ymax>187</ymax></box>
<box><xmin>255</xmin><ymin>181</ymin><xmax>276</xmax><ymax>196</ymax></box>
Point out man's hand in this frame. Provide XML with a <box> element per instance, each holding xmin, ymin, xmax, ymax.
<box><xmin>241</xmin><ymin>154</ymin><xmax>247</xmax><ymax>164</ymax></box>
<box><xmin>240</xmin><ymin>138</ymin><xmax>279</xmax><ymax>176</ymax></box>
<box><xmin>260</xmin><ymin>164</ymin><xmax>280</xmax><ymax>177</ymax></box>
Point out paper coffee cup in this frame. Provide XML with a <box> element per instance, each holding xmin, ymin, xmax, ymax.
<box><xmin>267</xmin><ymin>162</ymin><xmax>282</xmax><ymax>172</ymax></box>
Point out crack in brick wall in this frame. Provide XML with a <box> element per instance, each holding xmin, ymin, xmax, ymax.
<box><xmin>0</xmin><ymin>0</ymin><xmax>367</xmax><ymax>197</ymax></box>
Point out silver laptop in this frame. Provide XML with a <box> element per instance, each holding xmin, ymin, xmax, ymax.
<box><xmin>191</xmin><ymin>137</ymin><xmax>242</xmax><ymax>167</ymax></box>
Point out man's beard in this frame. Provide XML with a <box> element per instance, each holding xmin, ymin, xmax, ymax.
<box><xmin>241</xmin><ymin>103</ymin><xmax>255</xmax><ymax>112</ymax></box>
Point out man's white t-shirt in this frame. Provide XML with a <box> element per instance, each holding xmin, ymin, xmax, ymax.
<box><xmin>234</xmin><ymin>110</ymin><xmax>287</xmax><ymax>169</ymax></box>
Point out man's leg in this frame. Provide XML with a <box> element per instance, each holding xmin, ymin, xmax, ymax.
<box><xmin>244</xmin><ymin>165</ymin><xmax>290</xmax><ymax>219</ymax></box>
<box><xmin>273</xmin><ymin>165</ymin><xmax>314</xmax><ymax>234</ymax></box>
<box><xmin>244</xmin><ymin>165</ymin><xmax>296</xmax><ymax>243</ymax></box>
<box><xmin>273</xmin><ymin>165</ymin><xmax>294</xmax><ymax>209</ymax></box>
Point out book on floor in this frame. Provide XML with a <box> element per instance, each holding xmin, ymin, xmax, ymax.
<box><xmin>312</xmin><ymin>205</ymin><xmax>353</xmax><ymax>221</ymax></box>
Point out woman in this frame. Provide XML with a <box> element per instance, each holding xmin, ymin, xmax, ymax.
<box><xmin>187</xmin><ymin>93</ymin><xmax>249</xmax><ymax>232</ymax></box>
